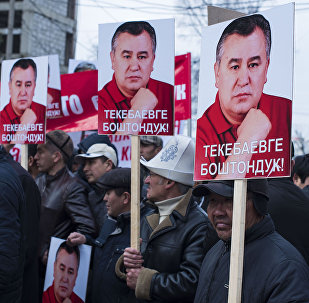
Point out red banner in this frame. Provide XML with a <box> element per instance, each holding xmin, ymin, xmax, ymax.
<box><xmin>175</xmin><ymin>53</ymin><xmax>191</xmax><ymax>121</ymax></box>
<box><xmin>47</xmin><ymin>55</ymin><xmax>191</xmax><ymax>133</ymax></box>
<box><xmin>47</xmin><ymin>70</ymin><xmax>98</xmax><ymax>132</ymax></box>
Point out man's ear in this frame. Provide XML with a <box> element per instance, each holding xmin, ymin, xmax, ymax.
<box><xmin>122</xmin><ymin>192</ymin><xmax>131</xmax><ymax>205</ymax></box>
<box><xmin>165</xmin><ymin>179</ymin><xmax>175</xmax><ymax>189</ymax></box>
<box><xmin>264</xmin><ymin>58</ymin><xmax>270</xmax><ymax>84</ymax></box>
<box><xmin>28</xmin><ymin>155</ymin><xmax>34</xmax><ymax>167</ymax></box>
<box><xmin>110</xmin><ymin>51</ymin><xmax>115</xmax><ymax>70</ymax></box>
<box><xmin>105</xmin><ymin>159</ymin><xmax>114</xmax><ymax>172</ymax></box>
<box><xmin>8</xmin><ymin>80</ymin><xmax>12</xmax><ymax>96</ymax></box>
<box><xmin>151</xmin><ymin>54</ymin><xmax>155</xmax><ymax>72</ymax></box>
<box><xmin>214</xmin><ymin>62</ymin><xmax>220</xmax><ymax>89</ymax></box>
<box><xmin>53</xmin><ymin>151</ymin><xmax>62</xmax><ymax>164</ymax></box>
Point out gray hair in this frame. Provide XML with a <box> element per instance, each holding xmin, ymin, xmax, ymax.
<box><xmin>216</xmin><ymin>14</ymin><xmax>271</xmax><ymax>64</ymax></box>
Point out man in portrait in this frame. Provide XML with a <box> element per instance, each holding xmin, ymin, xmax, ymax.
<box><xmin>42</xmin><ymin>241</ymin><xmax>84</xmax><ymax>303</ymax></box>
<box><xmin>98</xmin><ymin>21</ymin><xmax>173</xmax><ymax>135</ymax></box>
<box><xmin>195</xmin><ymin>14</ymin><xmax>292</xmax><ymax>180</ymax></box>
<box><xmin>0</xmin><ymin>58</ymin><xmax>46</xmax><ymax>144</ymax></box>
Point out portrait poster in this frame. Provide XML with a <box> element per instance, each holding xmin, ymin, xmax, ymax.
<box><xmin>68</xmin><ymin>59</ymin><xmax>98</xmax><ymax>74</ymax></box>
<box><xmin>0</xmin><ymin>56</ymin><xmax>48</xmax><ymax>144</ymax></box>
<box><xmin>97</xmin><ymin>18</ymin><xmax>175</xmax><ymax>136</ymax></box>
<box><xmin>194</xmin><ymin>3</ymin><xmax>294</xmax><ymax>180</ymax></box>
<box><xmin>47</xmin><ymin>55</ymin><xmax>62</xmax><ymax>119</ymax></box>
<box><xmin>43</xmin><ymin>237</ymin><xmax>91</xmax><ymax>303</ymax></box>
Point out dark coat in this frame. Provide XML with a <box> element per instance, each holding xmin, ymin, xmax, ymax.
<box><xmin>135</xmin><ymin>190</ymin><xmax>219</xmax><ymax>302</ymax></box>
<box><xmin>0</xmin><ymin>154</ymin><xmax>25</xmax><ymax>302</ymax></box>
<box><xmin>268</xmin><ymin>178</ymin><xmax>309</xmax><ymax>265</ymax></box>
<box><xmin>90</xmin><ymin>213</ymin><xmax>136</xmax><ymax>303</ymax></box>
<box><xmin>5</xmin><ymin>153</ymin><xmax>41</xmax><ymax>303</ymax></box>
<box><xmin>36</xmin><ymin>167</ymin><xmax>97</xmax><ymax>259</ymax></box>
<box><xmin>194</xmin><ymin>215</ymin><xmax>309</xmax><ymax>303</ymax></box>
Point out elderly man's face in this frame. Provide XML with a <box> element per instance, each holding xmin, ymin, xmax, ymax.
<box><xmin>110</xmin><ymin>31</ymin><xmax>155</xmax><ymax>99</ymax></box>
<box><xmin>9</xmin><ymin>66</ymin><xmax>36</xmax><ymax>116</ymax></box>
<box><xmin>207</xmin><ymin>192</ymin><xmax>260</xmax><ymax>241</ymax></box>
<box><xmin>214</xmin><ymin>27</ymin><xmax>269</xmax><ymax>125</ymax></box>
<box><xmin>53</xmin><ymin>249</ymin><xmax>78</xmax><ymax>302</ymax></box>
<box><xmin>144</xmin><ymin>171</ymin><xmax>166</xmax><ymax>202</ymax></box>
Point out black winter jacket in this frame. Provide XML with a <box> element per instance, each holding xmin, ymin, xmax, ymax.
<box><xmin>90</xmin><ymin>203</ymin><xmax>152</xmax><ymax>303</ymax></box>
<box><xmin>194</xmin><ymin>215</ymin><xmax>309</xmax><ymax>303</ymax></box>
<box><xmin>134</xmin><ymin>190</ymin><xmax>219</xmax><ymax>302</ymax></box>
<box><xmin>5</xmin><ymin>152</ymin><xmax>41</xmax><ymax>303</ymax></box>
<box><xmin>36</xmin><ymin>167</ymin><xmax>97</xmax><ymax>259</ymax></box>
<box><xmin>0</xmin><ymin>155</ymin><xmax>25</xmax><ymax>302</ymax></box>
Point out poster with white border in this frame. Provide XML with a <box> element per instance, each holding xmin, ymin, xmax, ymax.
<box><xmin>194</xmin><ymin>3</ymin><xmax>294</xmax><ymax>180</ymax></box>
<box><xmin>43</xmin><ymin>237</ymin><xmax>91</xmax><ymax>303</ymax></box>
<box><xmin>97</xmin><ymin>18</ymin><xmax>175</xmax><ymax>136</ymax></box>
<box><xmin>0</xmin><ymin>56</ymin><xmax>48</xmax><ymax>144</ymax></box>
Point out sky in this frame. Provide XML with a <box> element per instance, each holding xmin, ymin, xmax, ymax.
<box><xmin>75</xmin><ymin>0</ymin><xmax>309</xmax><ymax>153</ymax></box>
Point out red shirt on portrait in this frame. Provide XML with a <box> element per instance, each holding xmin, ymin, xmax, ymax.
<box><xmin>98</xmin><ymin>74</ymin><xmax>174</xmax><ymax>135</ymax></box>
<box><xmin>194</xmin><ymin>93</ymin><xmax>292</xmax><ymax>180</ymax></box>
<box><xmin>0</xmin><ymin>99</ymin><xmax>46</xmax><ymax>144</ymax></box>
<box><xmin>42</xmin><ymin>283</ymin><xmax>84</xmax><ymax>303</ymax></box>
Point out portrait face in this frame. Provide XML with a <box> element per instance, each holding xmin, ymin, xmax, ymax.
<box><xmin>214</xmin><ymin>27</ymin><xmax>269</xmax><ymax>125</ymax></box>
<box><xmin>53</xmin><ymin>249</ymin><xmax>78</xmax><ymax>302</ymax></box>
<box><xmin>9</xmin><ymin>66</ymin><xmax>36</xmax><ymax>116</ymax></box>
<box><xmin>83</xmin><ymin>157</ymin><xmax>111</xmax><ymax>183</ymax></box>
<box><xmin>207</xmin><ymin>192</ymin><xmax>261</xmax><ymax>241</ymax></box>
<box><xmin>104</xmin><ymin>189</ymin><xmax>126</xmax><ymax>218</ymax></box>
<box><xmin>144</xmin><ymin>171</ymin><xmax>166</xmax><ymax>202</ymax></box>
<box><xmin>140</xmin><ymin>143</ymin><xmax>161</xmax><ymax>161</ymax></box>
<box><xmin>35</xmin><ymin>144</ymin><xmax>56</xmax><ymax>174</ymax></box>
<box><xmin>110</xmin><ymin>31</ymin><xmax>155</xmax><ymax>98</ymax></box>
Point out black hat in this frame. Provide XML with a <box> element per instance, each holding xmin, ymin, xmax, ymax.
<box><xmin>193</xmin><ymin>179</ymin><xmax>269</xmax><ymax>215</ymax></box>
<box><xmin>97</xmin><ymin>168</ymin><xmax>131</xmax><ymax>191</ymax></box>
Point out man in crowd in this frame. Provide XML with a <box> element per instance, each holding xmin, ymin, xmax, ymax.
<box><xmin>121</xmin><ymin>135</ymin><xmax>218</xmax><ymax>302</ymax></box>
<box><xmin>0</xmin><ymin>148</ymin><xmax>25</xmax><ymax>302</ymax></box>
<box><xmin>140</xmin><ymin>136</ymin><xmax>163</xmax><ymax>161</ymax></box>
<box><xmin>68</xmin><ymin>167</ymin><xmax>148</xmax><ymax>302</ymax></box>
<box><xmin>140</xmin><ymin>135</ymin><xmax>163</xmax><ymax>199</ymax></box>
<box><xmin>0</xmin><ymin>58</ymin><xmax>46</xmax><ymax>144</ymax></box>
<box><xmin>268</xmin><ymin>146</ymin><xmax>309</xmax><ymax>265</ymax></box>
<box><xmin>75</xmin><ymin>142</ymin><xmax>118</xmax><ymax>230</ymax></box>
<box><xmin>0</xmin><ymin>144</ymin><xmax>41</xmax><ymax>303</ymax></box>
<box><xmin>195</xmin><ymin>14</ymin><xmax>291</xmax><ymax>179</ymax></box>
<box><xmin>35</xmin><ymin>130</ymin><xmax>96</xmax><ymax>295</ymax></box>
<box><xmin>98</xmin><ymin>21</ymin><xmax>173</xmax><ymax>135</ymax></box>
<box><xmin>28</xmin><ymin>144</ymin><xmax>40</xmax><ymax>179</ymax></box>
<box><xmin>42</xmin><ymin>241</ymin><xmax>83</xmax><ymax>303</ymax></box>
<box><xmin>292</xmin><ymin>154</ymin><xmax>309</xmax><ymax>196</ymax></box>
<box><xmin>193</xmin><ymin>179</ymin><xmax>309</xmax><ymax>302</ymax></box>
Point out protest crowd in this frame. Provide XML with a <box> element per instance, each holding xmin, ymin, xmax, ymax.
<box><xmin>1</xmin><ymin>7</ymin><xmax>309</xmax><ymax>303</ymax></box>
<box><xmin>0</xmin><ymin>131</ymin><xmax>309</xmax><ymax>303</ymax></box>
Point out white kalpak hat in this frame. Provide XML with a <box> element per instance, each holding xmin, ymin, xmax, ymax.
<box><xmin>140</xmin><ymin>135</ymin><xmax>195</xmax><ymax>186</ymax></box>
<box><xmin>75</xmin><ymin>143</ymin><xmax>118</xmax><ymax>166</ymax></box>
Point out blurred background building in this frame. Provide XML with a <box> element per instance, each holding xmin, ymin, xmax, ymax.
<box><xmin>0</xmin><ymin>0</ymin><xmax>77</xmax><ymax>72</ymax></box>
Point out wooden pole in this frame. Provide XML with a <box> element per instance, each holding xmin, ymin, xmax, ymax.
<box><xmin>228</xmin><ymin>179</ymin><xmax>247</xmax><ymax>303</ymax></box>
<box><xmin>130</xmin><ymin>135</ymin><xmax>140</xmax><ymax>251</ymax></box>
<box><xmin>207</xmin><ymin>8</ymin><xmax>247</xmax><ymax>303</ymax></box>
<box><xmin>20</xmin><ymin>144</ymin><xmax>28</xmax><ymax>170</ymax></box>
